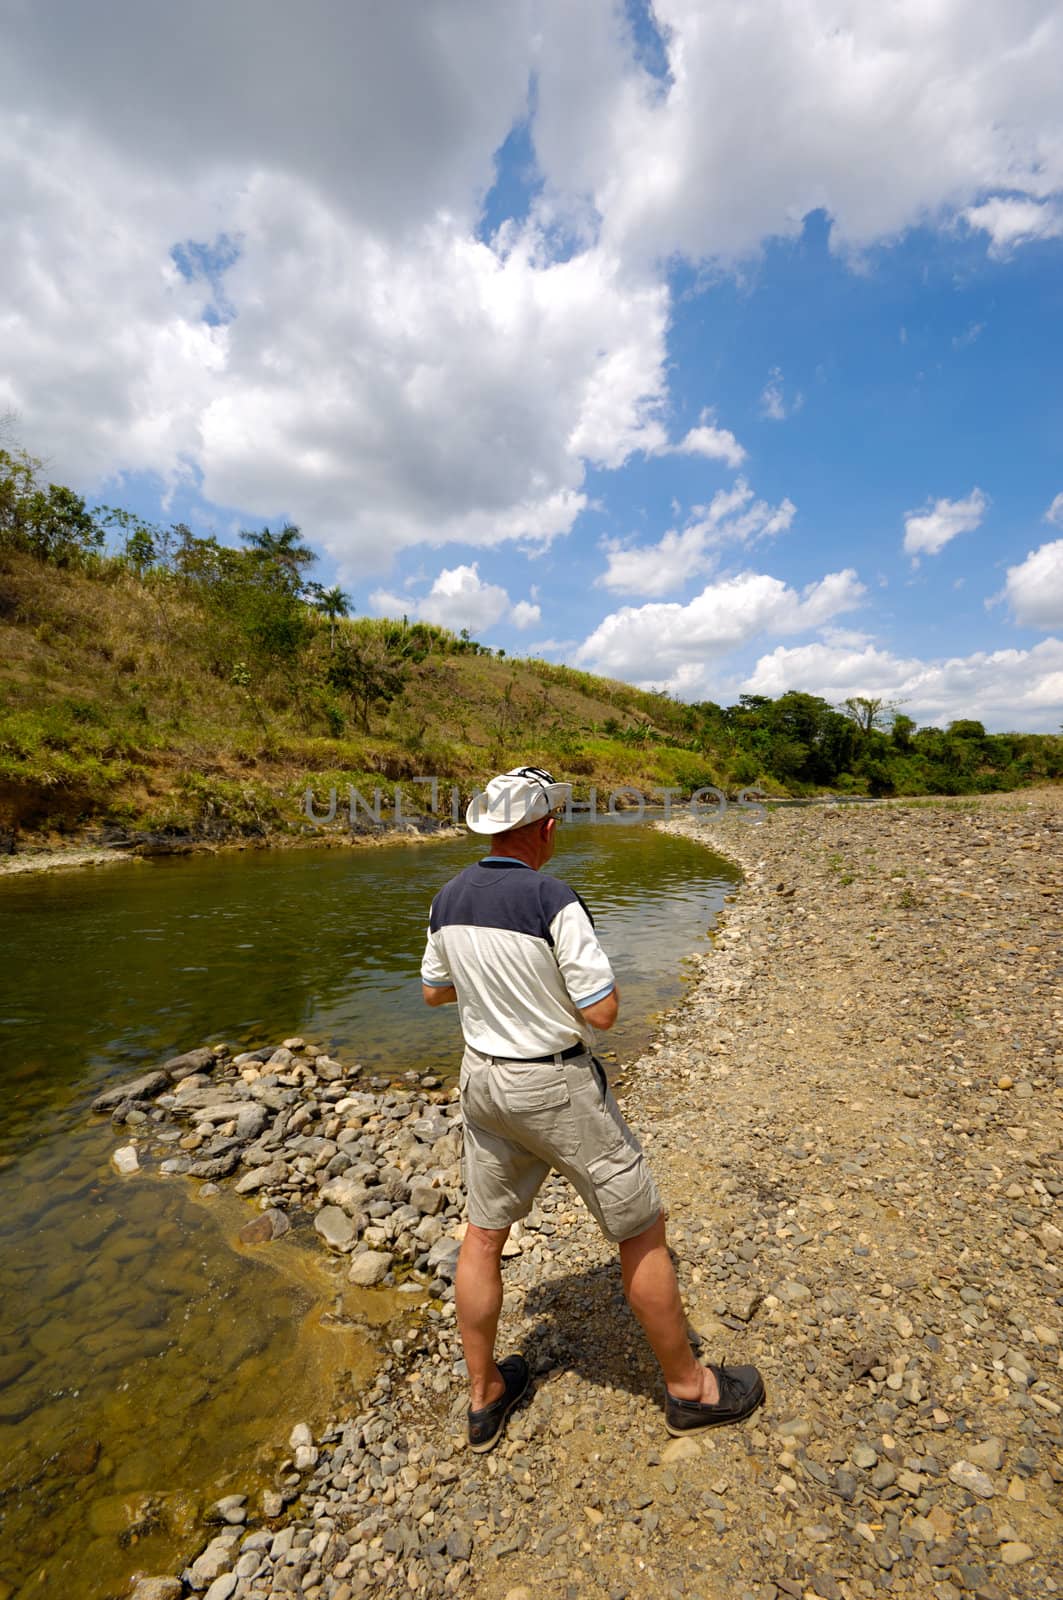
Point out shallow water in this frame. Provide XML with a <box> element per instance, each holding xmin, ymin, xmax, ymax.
<box><xmin>0</xmin><ymin>817</ymin><xmax>738</xmax><ymax>1595</ymax></box>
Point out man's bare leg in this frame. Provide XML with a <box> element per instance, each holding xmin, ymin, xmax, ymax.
<box><xmin>455</xmin><ymin>1222</ymin><xmax>511</xmax><ymax>1410</ymax></box>
<box><xmin>618</xmin><ymin>1212</ymin><xmax>721</xmax><ymax>1403</ymax></box>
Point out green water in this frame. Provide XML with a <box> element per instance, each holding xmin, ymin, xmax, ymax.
<box><xmin>0</xmin><ymin>817</ymin><xmax>738</xmax><ymax>1596</ymax></box>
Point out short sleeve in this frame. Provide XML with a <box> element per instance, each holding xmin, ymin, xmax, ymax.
<box><xmin>549</xmin><ymin>900</ymin><xmax>616</xmax><ymax>1009</ymax></box>
<box><xmin>420</xmin><ymin>924</ymin><xmax>453</xmax><ymax>987</ymax></box>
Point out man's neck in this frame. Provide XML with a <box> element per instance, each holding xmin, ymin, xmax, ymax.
<box><xmin>482</xmin><ymin>844</ymin><xmax>542</xmax><ymax>870</ymax></box>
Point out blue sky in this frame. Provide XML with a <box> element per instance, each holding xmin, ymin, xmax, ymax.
<box><xmin>2</xmin><ymin>1</ymin><xmax>1062</xmax><ymax>729</ymax></box>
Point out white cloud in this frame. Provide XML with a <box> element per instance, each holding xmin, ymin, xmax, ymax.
<box><xmin>963</xmin><ymin>197</ymin><xmax>1063</xmax><ymax>255</ymax></box>
<box><xmin>760</xmin><ymin>367</ymin><xmax>803</xmax><ymax>422</ymax></box>
<box><xmin>510</xmin><ymin>599</ymin><xmax>542</xmax><ymax>629</ymax></box>
<box><xmin>534</xmin><ymin>0</ymin><xmax>1063</xmax><ymax>262</ymax></box>
<box><xmin>744</xmin><ymin>637</ymin><xmax>1063</xmax><ymax>733</ymax></box>
<box><xmin>2</xmin><ymin>0</ymin><xmax>1063</xmax><ymax>589</ymax></box>
<box><xmin>1045</xmin><ymin>493</ymin><xmax>1063</xmax><ymax>527</ymax></box>
<box><xmin>577</xmin><ymin>567</ymin><xmax>865</xmax><ymax>688</ymax></box>
<box><xmin>1002</xmin><ymin>539</ymin><xmax>1063</xmax><ymax>630</ymax></box>
<box><xmin>371</xmin><ymin>562</ymin><xmax>539</xmax><ymax>634</ymax></box>
<box><xmin>903</xmin><ymin>489</ymin><xmax>988</xmax><ymax>559</ymax></box>
<box><xmin>597</xmin><ymin>479</ymin><xmax>796</xmax><ymax>596</ymax></box>
<box><xmin>669</xmin><ymin>420</ymin><xmax>746</xmax><ymax>468</ymax></box>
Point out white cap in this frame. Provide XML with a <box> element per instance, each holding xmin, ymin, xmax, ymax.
<box><xmin>465</xmin><ymin>766</ymin><xmax>572</xmax><ymax>835</ymax></box>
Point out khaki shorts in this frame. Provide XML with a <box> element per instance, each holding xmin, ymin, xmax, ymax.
<box><xmin>459</xmin><ymin>1044</ymin><xmax>663</xmax><ymax>1244</ymax></box>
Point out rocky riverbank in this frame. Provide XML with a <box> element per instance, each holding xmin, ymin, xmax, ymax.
<box><xmin>111</xmin><ymin>787</ymin><xmax>1060</xmax><ymax>1600</ymax></box>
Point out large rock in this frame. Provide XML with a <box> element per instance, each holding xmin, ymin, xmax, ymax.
<box><xmin>111</xmin><ymin>1145</ymin><xmax>140</xmax><ymax>1175</ymax></box>
<box><xmin>234</xmin><ymin>1160</ymin><xmax>287</xmax><ymax>1195</ymax></box>
<box><xmin>162</xmin><ymin>1047</ymin><xmax>216</xmax><ymax>1080</ymax></box>
<box><xmin>409</xmin><ymin>1180</ymin><xmax>444</xmax><ymax>1216</ymax></box>
<box><xmin>426</xmin><ymin>1237</ymin><xmax>462</xmax><ymax>1281</ymax></box>
<box><xmin>348</xmin><ymin>1250</ymin><xmax>394</xmax><ymax>1286</ymax></box>
<box><xmin>314</xmin><ymin>1206</ymin><xmax>355</xmax><ymax>1249</ymax></box>
<box><xmin>238</xmin><ymin>1208</ymin><xmax>290</xmax><ymax>1246</ymax></box>
<box><xmin>318</xmin><ymin>1174</ymin><xmax>370</xmax><ymax>1215</ymax></box>
<box><xmin>92</xmin><ymin>1071</ymin><xmax>168</xmax><ymax>1112</ymax></box>
<box><xmin>130</xmin><ymin>1581</ymin><xmax>183</xmax><ymax>1600</ymax></box>
<box><xmin>189</xmin><ymin>1101</ymin><xmax>258</xmax><ymax>1125</ymax></box>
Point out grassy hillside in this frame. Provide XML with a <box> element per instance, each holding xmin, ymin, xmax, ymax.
<box><xmin>1</xmin><ymin>482</ymin><xmax>1060</xmax><ymax>849</ymax></box>
<box><xmin>0</xmin><ymin>551</ymin><xmax>738</xmax><ymax>845</ymax></box>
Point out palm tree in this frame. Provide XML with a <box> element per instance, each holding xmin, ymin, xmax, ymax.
<box><xmin>314</xmin><ymin>584</ymin><xmax>351</xmax><ymax>650</ymax></box>
<box><xmin>240</xmin><ymin>523</ymin><xmax>317</xmax><ymax>589</ymax></box>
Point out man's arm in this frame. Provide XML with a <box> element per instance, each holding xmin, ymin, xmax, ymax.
<box><xmin>422</xmin><ymin>982</ymin><xmax>457</xmax><ymax>1007</ymax></box>
<box><xmin>579</xmin><ymin>984</ymin><xmax>619</xmax><ymax>1030</ymax></box>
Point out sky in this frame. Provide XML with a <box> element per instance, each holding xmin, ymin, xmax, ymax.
<box><xmin>2</xmin><ymin>0</ymin><xmax>1062</xmax><ymax>732</ymax></box>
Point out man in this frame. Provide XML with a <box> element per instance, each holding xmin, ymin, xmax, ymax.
<box><xmin>421</xmin><ymin>766</ymin><xmax>765</xmax><ymax>1452</ymax></box>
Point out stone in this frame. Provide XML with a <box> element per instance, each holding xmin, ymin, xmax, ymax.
<box><xmin>852</xmin><ymin>1445</ymin><xmax>878</xmax><ymax>1469</ymax></box>
<box><xmin>239</xmin><ymin>1208</ymin><xmax>288</xmax><ymax>1245</ymax></box>
<box><xmin>348</xmin><ymin>1250</ymin><xmax>394</xmax><ymax>1286</ymax></box>
<box><xmin>948</xmin><ymin>1461</ymin><xmax>996</xmax><ymax>1498</ymax></box>
<box><xmin>966</xmin><ymin>1437</ymin><xmax>1004</xmax><ymax>1471</ymax></box>
<box><xmin>426</xmin><ymin>1237</ymin><xmax>462</xmax><ymax>1281</ymax></box>
<box><xmin>409</xmin><ymin>1180</ymin><xmax>445</xmax><ymax>1215</ymax></box>
<box><xmin>212</xmin><ymin>1494</ymin><xmax>247</xmax><ymax>1525</ymax></box>
<box><xmin>130</xmin><ymin>1581</ymin><xmax>183</xmax><ymax>1600</ymax></box>
<box><xmin>289</xmin><ymin>1422</ymin><xmax>313</xmax><ymax>1450</ymax></box>
<box><xmin>294</xmin><ymin>1444</ymin><xmax>319</xmax><ymax>1471</ymax></box>
<box><xmin>188</xmin><ymin>1534</ymin><xmax>240</xmax><ymax>1587</ymax></box>
<box><xmin>318</xmin><ymin>1174</ymin><xmax>370</xmax><ymax>1214</ymax></box>
<box><xmin>203</xmin><ymin>1576</ymin><xmax>237</xmax><ymax>1600</ymax></box>
<box><xmin>661</xmin><ymin>1437</ymin><xmax>701</xmax><ymax>1463</ymax></box>
<box><xmin>999</xmin><ymin>1542</ymin><xmax>1034</xmax><ymax>1565</ymax></box>
<box><xmin>314</xmin><ymin>1205</ymin><xmax>355</xmax><ymax>1249</ymax></box>
<box><xmin>111</xmin><ymin>1145</ymin><xmax>139</xmax><ymax>1175</ymax></box>
<box><xmin>162</xmin><ymin>1047</ymin><xmax>216</xmax><ymax>1080</ymax></box>
<box><xmin>92</xmin><ymin>1071</ymin><xmax>169</xmax><ymax>1112</ymax></box>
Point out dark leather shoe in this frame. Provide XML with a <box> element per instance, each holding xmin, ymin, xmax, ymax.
<box><xmin>467</xmin><ymin>1354</ymin><xmax>531</xmax><ymax>1453</ymax></box>
<box><xmin>665</xmin><ymin>1362</ymin><xmax>765</xmax><ymax>1435</ymax></box>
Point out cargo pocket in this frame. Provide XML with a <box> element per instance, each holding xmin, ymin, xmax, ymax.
<box><xmin>586</xmin><ymin>1142</ymin><xmax>657</xmax><ymax>1243</ymax></box>
<box><xmin>499</xmin><ymin>1071</ymin><xmax>580</xmax><ymax>1159</ymax></box>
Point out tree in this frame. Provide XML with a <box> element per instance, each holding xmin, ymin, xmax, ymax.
<box><xmin>306</xmin><ymin>583</ymin><xmax>352</xmax><ymax>650</ymax></box>
<box><xmin>240</xmin><ymin>523</ymin><xmax>317</xmax><ymax>592</ymax></box>
<box><xmin>841</xmin><ymin>695</ymin><xmax>894</xmax><ymax>735</ymax></box>
<box><xmin>0</xmin><ymin>446</ymin><xmax>104</xmax><ymax>565</ymax></box>
<box><xmin>326</xmin><ymin>634</ymin><xmax>407</xmax><ymax>731</ymax></box>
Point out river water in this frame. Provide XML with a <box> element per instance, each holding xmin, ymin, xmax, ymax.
<box><xmin>0</xmin><ymin>816</ymin><xmax>738</xmax><ymax>1596</ymax></box>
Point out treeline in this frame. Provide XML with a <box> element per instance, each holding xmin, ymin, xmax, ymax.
<box><xmin>0</xmin><ymin>442</ymin><xmax>1060</xmax><ymax>843</ymax></box>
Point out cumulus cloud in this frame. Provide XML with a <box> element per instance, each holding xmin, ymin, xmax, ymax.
<box><xmin>1045</xmin><ymin>493</ymin><xmax>1063</xmax><ymax>527</ymax></box>
<box><xmin>963</xmin><ymin>197</ymin><xmax>1063</xmax><ymax>255</ymax></box>
<box><xmin>667</xmin><ymin>420</ymin><xmax>746</xmax><ymax>468</ymax></box>
<box><xmin>903</xmin><ymin>489</ymin><xmax>988</xmax><ymax>559</ymax></box>
<box><xmin>1002</xmin><ymin>539</ymin><xmax>1063</xmax><ymax>629</ymax></box>
<box><xmin>744</xmin><ymin>637</ymin><xmax>1063</xmax><ymax>733</ymax></box>
<box><xmin>597</xmin><ymin>479</ymin><xmax>796</xmax><ymax>596</ymax></box>
<box><xmin>371</xmin><ymin>562</ymin><xmax>539</xmax><ymax>634</ymax></box>
<box><xmin>534</xmin><ymin>0</ymin><xmax>1063</xmax><ymax>261</ymax></box>
<box><xmin>510</xmin><ymin>599</ymin><xmax>543</xmax><ymax>629</ymax></box>
<box><xmin>3</xmin><ymin>0</ymin><xmax>1063</xmax><ymax>588</ymax></box>
<box><xmin>576</xmin><ymin>567</ymin><xmax>865</xmax><ymax>688</ymax></box>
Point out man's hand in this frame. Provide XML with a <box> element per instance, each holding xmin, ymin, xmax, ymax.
<box><xmin>579</xmin><ymin>984</ymin><xmax>619</xmax><ymax>1030</ymax></box>
<box><xmin>422</xmin><ymin>982</ymin><xmax>457</xmax><ymax>1007</ymax></box>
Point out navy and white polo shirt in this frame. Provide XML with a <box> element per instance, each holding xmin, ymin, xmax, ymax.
<box><xmin>421</xmin><ymin>857</ymin><xmax>617</xmax><ymax>1058</ymax></box>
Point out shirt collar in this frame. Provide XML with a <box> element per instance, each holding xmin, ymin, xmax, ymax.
<box><xmin>479</xmin><ymin>856</ymin><xmax>534</xmax><ymax>868</ymax></box>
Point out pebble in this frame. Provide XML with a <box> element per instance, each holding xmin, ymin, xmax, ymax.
<box><xmin>111</xmin><ymin>1145</ymin><xmax>139</xmax><ymax>1175</ymax></box>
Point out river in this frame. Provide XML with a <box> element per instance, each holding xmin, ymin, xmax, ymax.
<box><xmin>0</xmin><ymin>816</ymin><xmax>738</xmax><ymax>1596</ymax></box>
